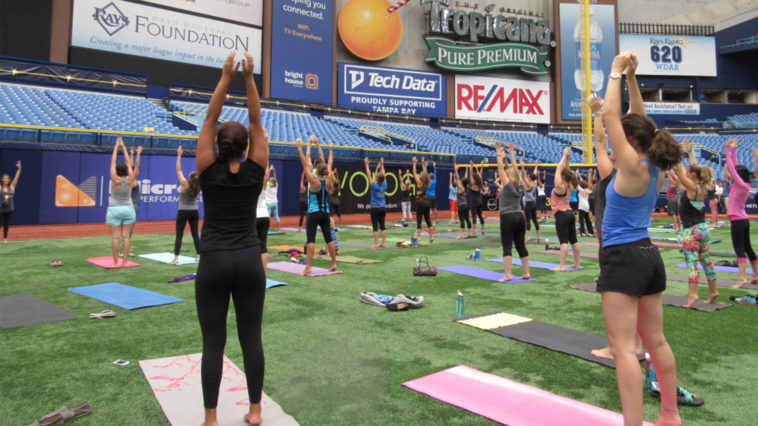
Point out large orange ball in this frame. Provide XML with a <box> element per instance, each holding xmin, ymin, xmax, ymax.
<box><xmin>338</xmin><ymin>0</ymin><xmax>403</xmax><ymax>61</ymax></box>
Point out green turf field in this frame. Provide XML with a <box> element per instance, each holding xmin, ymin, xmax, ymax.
<box><xmin>1</xmin><ymin>219</ymin><xmax>755</xmax><ymax>425</ymax></box>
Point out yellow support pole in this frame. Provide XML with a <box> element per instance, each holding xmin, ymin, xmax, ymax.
<box><xmin>580</xmin><ymin>0</ymin><xmax>594</xmax><ymax>164</ymax></box>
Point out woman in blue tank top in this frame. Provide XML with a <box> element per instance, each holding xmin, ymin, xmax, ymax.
<box><xmin>598</xmin><ymin>53</ymin><xmax>684</xmax><ymax>426</ymax></box>
<box><xmin>365</xmin><ymin>156</ymin><xmax>388</xmax><ymax>248</ymax></box>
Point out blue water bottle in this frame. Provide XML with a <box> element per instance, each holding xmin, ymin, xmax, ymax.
<box><xmin>456</xmin><ymin>290</ymin><xmax>464</xmax><ymax>317</ymax></box>
<box><xmin>412</xmin><ymin>235</ymin><xmax>418</xmax><ymax>246</ymax></box>
<box><xmin>474</xmin><ymin>249</ymin><xmax>481</xmax><ymax>261</ymax></box>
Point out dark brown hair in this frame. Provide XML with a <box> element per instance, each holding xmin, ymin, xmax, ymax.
<box><xmin>115</xmin><ymin>162</ymin><xmax>128</xmax><ymax>177</ymax></box>
<box><xmin>186</xmin><ymin>171</ymin><xmax>201</xmax><ymax>198</ymax></box>
<box><xmin>376</xmin><ymin>172</ymin><xmax>385</xmax><ymax>185</ymax></box>
<box><xmin>621</xmin><ymin>114</ymin><xmax>681</xmax><ymax>170</ymax></box>
<box><xmin>315</xmin><ymin>162</ymin><xmax>329</xmax><ymax>178</ymax></box>
<box><xmin>216</xmin><ymin>121</ymin><xmax>248</xmax><ymax>161</ymax></box>
<box><xmin>735</xmin><ymin>165</ymin><xmax>751</xmax><ymax>184</ymax></box>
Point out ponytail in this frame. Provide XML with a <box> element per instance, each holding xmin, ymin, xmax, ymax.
<box><xmin>646</xmin><ymin>129</ymin><xmax>682</xmax><ymax>170</ymax></box>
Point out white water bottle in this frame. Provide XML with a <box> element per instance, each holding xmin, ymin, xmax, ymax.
<box><xmin>573</xmin><ymin>11</ymin><xmax>604</xmax><ymax>92</ymax></box>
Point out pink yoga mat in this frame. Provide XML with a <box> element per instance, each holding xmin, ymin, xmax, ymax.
<box><xmin>403</xmin><ymin>365</ymin><xmax>651</xmax><ymax>426</ymax></box>
<box><xmin>87</xmin><ymin>256</ymin><xmax>140</xmax><ymax>269</ymax></box>
<box><xmin>279</xmin><ymin>227</ymin><xmax>306</xmax><ymax>232</ymax></box>
<box><xmin>266</xmin><ymin>261</ymin><xmax>342</xmax><ymax>277</ymax></box>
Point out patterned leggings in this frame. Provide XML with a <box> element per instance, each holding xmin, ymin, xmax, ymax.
<box><xmin>682</xmin><ymin>222</ymin><xmax>717</xmax><ymax>284</ymax></box>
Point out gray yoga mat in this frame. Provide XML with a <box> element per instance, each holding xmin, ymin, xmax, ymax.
<box><xmin>570</xmin><ymin>283</ymin><xmax>733</xmax><ymax>312</ymax></box>
<box><xmin>452</xmin><ymin>239</ymin><xmax>502</xmax><ymax>248</ymax></box>
<box><xmin>666</xmin><ymin>273</ymin><xmax>758</xmax><ymax>290</ymax></box>
<box><xmin>0</xmin><ymin>294</ymin><xmax>76</xmax><ymax>329</ymax></box>
<box><xmin>539</xmin><ymin>249</ymin><xmax>599</xmax><ymax>259</ymax></box>
<box><xmin>140</xmin><ymin>353</ymin><xmax>298</xmax><ymax>426</ymax></box>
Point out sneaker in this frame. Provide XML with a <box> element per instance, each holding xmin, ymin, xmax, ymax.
<box><xmin>649</xmin><ymin>383</ymin><xmax>705</xmax><ymax>407</ymax></box>
<box><xmin>729</xmin><ymin>294</ymin><xmax>757</xmax><ymax>305</ymax></box>
<box><xmin>318</xmin><ymin>248</ymin><xmax>327</xmax><ymax>255</ymax></box>
<box><xmin>360</xmin><ymin>291</ymin><xmax>393</xmax><ymax>307</ymax></box>
<box><xmin>392</xmin><ymin>294</ymin><xmax>424</xmax><ymax>308</ymax></box>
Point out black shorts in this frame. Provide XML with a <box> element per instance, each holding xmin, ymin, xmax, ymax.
<box><xmin>666</xmin><ymin>199</ymin><xmax>679</xmax><ymax>216</ymax></box>
<box><xmin>596</xmin><ymin>238</ymin><xmax>666</xmax><ymax>297</ymax></box>
<box><xmin>255</xmin><ymin>217</ymin><xmax>270</xmax><ymax>253</ymax></box>
<box><xmin>427</xmin><ymin>195</ymin><xmax>437</xmax><ymax>210</ymax></box>
<box><xmin>554</xmin><ymin>210</ymin><xmax>577</xmax><ymax>245</ymax></box>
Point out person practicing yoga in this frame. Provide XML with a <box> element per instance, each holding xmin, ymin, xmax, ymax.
<box><xmin>536</xmin><ymin>168</ymin><xmax>548</xmax><ymax>223</ymax></box>
<box><xmin>448</xmin><ymin>173</ymin><xmax>458</xmax><ymax>224</ymax></box>
<box><xmin>469</xmin><ymin>159</ymin><xmax>486</xmax><ymax>235</ymax></box>
<box><xmin>399</xmin><ymin>169</ymin><xmax>413</xmax><ymax>227</ymax></box>
<box><xmin>454</xmin><ymin>165</ymin><xmax>472</xmax><ymax>239</ymax></box>
<box><xmin>296</xmin><ymin>137</ymin><xmax>338</xmax><ymax>275</ymax></box>
<box><xmin>128</xmin><ymin>145</ymin><xmax>142</xmax><ymax>241</ymax></box>
<box><xmin>672</xmin><ymin>141</ymin><xmax>718</xmax><ymax>307</ymax></box>
<box><xmin>412</xmin><ymin>156</ymin><xmax>434</xmax><ymax>243</ymax></box>
<box><xmin>424</xmin><ymin>160</ymin><xmax>439</xmax><ymax>224</ymax></box>
<box><xmin>0</xmin><ymin>160</ymin><xmax>21</xmax><ymax>243</ymax></box>
<box><xmin>551</xmin><ymin>147</ymin><xmax>582</xmax><ymax>271</ymax></box>
<box><xmin>520</xmin><ymin>160</ymin><xmax>541</xmax><ymax>243</ymax></box>
<box><xmin>577</xmin><ymin>178</ymin><xmax>594</xmax><ymax>237</ymax></box>
<box><xmin>328</xmin><ymin>169</ymin><xmax>342</xmax><ymax>227</ymax></box>
<box><xmin>665</xmin><ymin>173</ymin><xmax>682</xmax><ymax>232</ymax></box>
<box><xmin>598</xmin><ymin>52</ymin><xmax>682</xmax><ymax>426</ymax></box>
<box><xmin>106</xmin><ymin>138</ymin><xmax>137</xmax><ymax>267</ymax></box>
<box><xmin>494</xmin><ymin>142</ymin><xmax>530</xmax><ymax>282</ymax></box>
<box><xmin>298</xmin><ymin>172</ymin><xmax>308</xmax><ymax>230</ymax></box>
<box><xmin>256</xmin><ymin>165</ymin><xmax>273</xmax><ymax>269</ymax></box>
<box><xmin>171</xmin><ymin>146</ymin><xmax>201</xmax><ymax>264</ymax></box>
<box><xmin>725</xmin><ymin>138</ymin><xmax>757</xmax><ymax>288</ymax></box>
<box><xmin>194</xmin><ymin>51</ymin><xmax>267</xmax><ymax>426</ymax></box>
<box><xmin>366</xmin><ymin>156</ymin><xmax>388</xmax><ymax>248</ymax></box>
<box><xmin>263</xmin><ymin>163</ymin><xmax>280</xmax><ymax>231</ymax></box>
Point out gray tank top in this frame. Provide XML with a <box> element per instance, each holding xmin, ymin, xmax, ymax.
<box><xmin>109</xmin><ymin>179</ymin><xmax>133</xmax><ymax>207</ymax></box>
<box><xmin>499</xmin><ymin>183</ymin><xmax>524</xmax><ymax>215</ymax></box>
<box><xmin>178</xmin><ymin>190</ymin><xmax>198</xmax><ymax>210</ymax></box>
<box><xmin>456</xmin><ymin>189</ymin><xmax>467</xmax><ymax>208</ymax></box>
<box><xmin>1</xmin><ymin>188</ymin><xmax>14</xmax><ymax>212</ymax></box>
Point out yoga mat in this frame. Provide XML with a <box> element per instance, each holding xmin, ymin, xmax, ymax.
<box><xmin>582</xmin><ymin>242</ymin><xmax>664</xmax><ymax>251</ymax></box>
<box><xmin>648</xmin><ymin>228</ymin><xmax>676</xmax><ymax>233</ymax></box>
<box><xmin>653</xmin><ymin>242</ymin><xmax>681</xmax><ymax>248</ymax></box>
<box><xmin>140</xmin><ymin>353</ymin><xmax>298</xmax><ymax>426</ymax></box>
<box><xmin>707</xmin><ymin>251</ymin><xmax>736</xmax><ymax>258</ymax></box>
<box><xmin>437</xmin><ymin>265</ymin><xmax>536</xmax><ymax>284</ymax></box>
<box><xmin>540</xmin><ymin>249</ymin><xmax>598</xmax><ymax>259</ymax></box>
<box><xmin>87</xmin><ymin>256</ymin><xmax>140</xmax><ymax>268</ymax></box>
<box><xmin>402</xmin><ymin>365</ymin><xmax>643</xmax><ymax>426</ymax></box>
<box><xmin>168</xmin><ymin>273</ymin><xmax>196</xmax><ymax>283</ymax></box>
<box><xmin>457</xmin><ymin>312</ymin><xmax>533</xmax><ymax>330</ymax></box>
<box><xmin>139</xmin><ymin>252</ymin><xmax>198</xmax><ymax>265</ymax></box>
<box><xmin>68</xmin><ymin>283</ymin><xmax>183</xmax><ymax>310</ymax></box>
<box><xmin>339</xmin><ymin>241</ymin><xmax>374</xmax><ymax>249</ymax></box>
<box><xmin>266</xmin><ymin>261</ymin><xmax>342</xmax><ymax>277</ymax></box>
<box><xmin>268</xmin><ymin>231</ymin><xmax>286</xmax><ymax>235</ymax></box>
<box><xmin>486</xmin><ymin>258</ymin><xmax>584</xmax><ymax>272</ymax></box>
<box><xmin>451</xmin><ymin>240</ymin><xmax>502</xmax><ymax>248</ymax></box>
<box><xmin>650</xmin><ymin>236</ymin><xmax>681</xmax><ymax>242</ymax></box>
<box><xmin>570</xmin><ymin>283</ymin><xmax>733</xmax><ymax>312</ymax></box>
<box><xmin>268</xmin><ymin>245</ymin><xmax>303</xmax><ymax>252</ymax></box>
<box><xmin>345</xmin><ymin>224</ymin><xmax>373</xmax><ymax>229</ymax></box>
<box><xmin>0</xmin><ymin>294</ymin><xmax>76</xmax><ymax>329</ymax></box>
<box><xmin>279</xmin><ymin>227</ymin><xmax>305</xmax><ymax>232</ymax></box>
<box><xmin>422</xmin><ymin>232</ymin><xmax>465</xmax><ymax>238</ymax></box>
<box><xmin>266</xmin><ymin>279</ymin><xmax>288</xmax><ymax>289</ymax></box>
<box><xmin>676</xmin><ymin>263</ymin><xmax>741</xmax><ymax>274</ymax></box>
<box><xmin>667</xmin><ymin>273</ymin><xmax>758</xmax><ymax>290</ymax></box>
<box><xmin>314</xmin><ymin>254</ymin><xmax>380</xmax><ymax>264</ymax></box>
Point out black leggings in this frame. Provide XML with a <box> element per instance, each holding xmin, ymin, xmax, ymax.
<box><xmin>500</xmin><ymin>212</ymin><xmax>528</xmax><ymax>258</ymax></box>
<box><xmin>730</xmin><ymin>219</ymin><xmax>757</xmax><ymax>261</ymax></box>
<box><xmin>370</xmin><ymin>206</ymin><xmax>386</xmax><ymax>231</ymax></box>
<box><xmin>298</xmin><ymin>200</ymin><xmax>308</xmax><ymax>227</ymax></box>
<box><xmin>524</xmin><ymin>202</ymin><xmax>539</xmax><ymax>231</ymax></box>
<box><xmin>555</xmin><ymin>210</ymin><xmax>578</xmax><ymax>245</ymax></box>
<box><xmin>255</xmin><ymin>217</ymin><xmax>270</xmax><ymax>253</ymax></box>
<box><xmin>471</xmin><ymin>203</ymin><xmax>485</xmax><ymax>225</ymax></box>
<box><xmin>174</xmin><ymin>210</ymin><xmax>200</xmax><ymax>255</ymax></box>
<box><xmin>195</xmin><ymin>245</ymin><xmax>265</xmax><ymax>408</ymax></box>
<box><xmin>306</xmin><ymin>211</ymin><xmax>332</xmax><ymax>244</ymax></box>
<box><xmin>578</xmin><ymin>210</ymin><xmax>594</xmax><ymax>235</ymax></box>
<box><xmin>416</xmin><ymin>203</ymin><xmax>432</xmax><ymax>229</ymax></box>
<box><xmin>330</xmin><ymin>203</ymin><xmax>341</xmax><ymax>218</ymax></box>
<box><xmin>537</xmin><ymin>195</ymin><xmax>547</xmax><ymax>214</ymax></box>
<box><xmin>0</xmin><ymin>212</ymin><xmax>12</xmax><ymax>239</ymax></box>
<box><xmin>458</xmin><ymin>205</ymin><xmax>471</xmax><ymax>229</ymax></box>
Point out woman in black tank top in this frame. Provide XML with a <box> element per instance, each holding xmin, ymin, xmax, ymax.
<box><xmin>194</xmin><ymin>51</ymin><xmax>268</xmax><ymax>426</ymax></box>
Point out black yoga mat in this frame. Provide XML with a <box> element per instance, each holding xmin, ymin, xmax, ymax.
<box><xmin>571</xmin><ymin>283</ymin><xmax>733</xmax><ymax>312</ymax></box>
<box><xmin>0</xmin><ymin>294</ymin><xmax>76</xmax><ymax>329</ymax></box>
<box><xmin>666</xmin><ymin>273</ymin><xmax>758</xmax><ymax>290</ymax></box>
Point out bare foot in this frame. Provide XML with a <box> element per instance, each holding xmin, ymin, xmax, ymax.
<box><xmin>329</xmin><ymin>265</ymin><xmax>338</xmax><ymax>272</ymax></box>
<box><xmin>684</xmin><ymin>294</ymin><xmax>699</xmax><ymax>308</ymax></box>
<box><xmin>499</xmin><ymin>274</ymin><xmax>513</xmax><ymax>282</ymax></box>
<box><xmin>655</xmin><ymin>408</ymin><xmax>682</xmax><ymax>426</ymax></box>
<box><xmin>519</xmin><ymin>274</ymin><xmax>530</xmax><ymax>280</ymax></box>
<box><xmin>536</xmin><ymin>238</ymin><xmax>541</xmax><ymax>243</ymax></box>
<box><xmin>201</xmin><ymin>421</ymin><xmax>220</xmax><ymax>426</ymax></box>
<box><xmin>731</xmin><ymin>280</ymin><xmax>749</xmax><ymax>288</ymax></box>
<box><xmin>170</xmin><ymin>257</ymin><xmax>179</xmax><ymax>265</ymax></box>
<box><xmin>551</xmin><ymin>266</ymin><xmax>566</xmax><ymax>271</ymax></box>
<box><xmin>302</xmin><ymin>268</ymin><xmax>312</xmax><ymax>276</ymax></box>
<box><xmin>371</xmin><ymin>244</ymin><xmax>379</xmax><ymax>249</ymax></box>
<box><xmin>456</xmin><ymin>234</ymin><xmax>464</xmax><ymax>239</ymax></box>
<box><xmin>429</xmin><ymin>237</ymin><xmax>434</xmax><ymax>243</ymax></box>
<box><xmin>379</xmin><ymin>244</ymin><xmax>385</xmax><ymax>248</ymax></box>
<box><xmin>243</xmin><ymin>413</ymin><xmax>262</xmax><ymax>426</ymax></box>
<box><xmin>572</xmin><ymin>264</ymin><xmax>582</xmax><ymax>270</ymax></box>
<box><xmin>590</xmin><ymin>346</ymin><xmax>614</xmax><ymax>360</ymax></box>
<box><xmin>707</xmin><ymin>291</ymin><xmax>719</xmax><ymax>303</ymax></box>
<box><xmin>196</xmin><ymin>255</ymin><xmax>200</xmax><ymax>261</ymax></box>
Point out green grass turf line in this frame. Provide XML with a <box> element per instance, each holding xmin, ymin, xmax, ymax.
<box><xmin>0</xmin><ymin>219</ymin><xmax>754</xmax><ymax>425</ymax></box>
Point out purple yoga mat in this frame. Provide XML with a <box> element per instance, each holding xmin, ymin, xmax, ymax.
<box><xmin>486</xmin><ymin>258</ymin><xmax>584</xmax><ymax>272</ymax></box>
<box><xmin>676</xmin><ymin>263</ymin><xmax>741</xmax><ymax>274</ymax></box>
<box><xmin>438</xmin><ymin>265</ymin><xmax>536</xmax><ymax>283</ymax></box>
<box><xmin>267</xmin><ymin>261</ymin><xmax>342</xmax><ymax>277</ymax></box>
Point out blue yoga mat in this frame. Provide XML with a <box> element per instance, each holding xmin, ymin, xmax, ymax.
<box><xmin>486</xmin><ymin>258</ymin><xmax>584</xmax><ymax>272</ymax></box>
<box><xmin>68</xmin><ymin>283</ymin><xmax>183</xmax><ymax>310</ymax></box>
<box><xmin>438</xmin><ymin>265</ymin><xmax>536</xmax><ymax>283</ymax></box>
<box><xmin>138</xmin><ymin>252</ymin><xmax>198</xmax><ymax>265</ymax></box>
<box><xmin>266</xmin><ymin>278</ymin><xmax>288</xmax><ymax>289</ymax></box>
<box><xmin>676</xmin><ymin>263</ymin><xmax>740</xmax><ymax>274</ymax></box>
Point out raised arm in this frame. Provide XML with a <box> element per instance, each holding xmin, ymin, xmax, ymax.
<box><xmin>495</xmin><ymin>143</ymin><xmax>508</xmax><ymax>186</ymax></box>
<box><xmin>197</xmin><ymin>52</ymin><xmax>238</xmax><ymax>173</ymax></box>
<box><xmin>625</xmin><ymin>54</ymin><xmax>645</xmax><ymax>116</ymax></box>
<box><xmin>753</xmin><ymin>148</ymin><xmax>758</xmax><ymax>181</ymax></box>
<box><xmin>110</xmin><ymin>139</ymin><xmax>121</xmax><ymax>182</ymax></box>
<box><xmin>555</xmin><ymin>146</ymin><xmax>571</xmax><ymax>188</ymax></box>
<box><xmin>411</xmin><ymin>157</ymin><xmax>422</xmax><ymax>186</ymax></box>
<box><xmin>520</xmin><ymin>159</ymin><xmax>533</xmax><ymax>190</ymax></box>
<box><xmin>327</xmin><ymin>141</ymin><xmax>334</xmax><ymax>171</ymax></box>
<box><xmin>683</xmin><ymin>139</ymin><xmax>697</xmax><ymax>165</ymax></box>
<box><xmin>589</xmin><ymin>93</ymin><xmax>613</xmax><ymax>179</ymax></box>
<box><xmin>176</xmin><ymin>146</ymin><xmax>187</xmax><ymax>187</ymax></box>
<box><xmin>364</xmin><ymin>157</ymin><xmax>372</xmax><ymax>180</ymax></box>
<box><xmin>725</xmin><ymin>139</ymin><xmax>747</xmax><ymax>187</ymax></box>
<box><xmin>603</xmin><ymin>53</ymin><xmax>639</xmax><ymax>173</ymax></box>
<box><xmin>242</xmin><ymin>51</ymin><xmax>267</xmax><ymax>168</ymax></box>
<box><xmin>300</xmin><ymin>172</ymin><xmax>306</xmax><ymax>192</ymax></box>
<box><xmin>10</xmin><ymin>160</ymin><xmax>21</xmax><ymax>190</ymax></box>
<box><xmin>400</xmin><ymin>169</ymin><xmax>408</xmax><ymax>191</ymax></box>
<box><xmin>671</xmin><ymin>165</ymin><xmax>697</xmax><ymax>193</ymax></box>
<box><xmin>379</xmin><ymin>157</ymin><xmax>385</xmax><ymax>176</ymax></box>
<box><xmin>296</xmin><ymin>138</ymin><xmax>320</xmax><ymax>190</ymax></box>
<box><xmin>132</xmin><ymin>145</ymin><xmax>143</xmax><ymax>178</ymax></box>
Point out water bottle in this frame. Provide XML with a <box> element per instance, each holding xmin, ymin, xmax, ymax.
<box><xmin>456</xmin><ymin>290</ymin><xmax>464</xmax><ymax>317</ymax></box>
<box><xmin>573</xmin><ymin>10</ymin><xmax>604</xmax><ymax>92</ymax></box>
<box><xmin>412</xmin><ymin>235</ymin><xmax>418</xmax><ymax>246</ymax></box>
<box><xmin>545</xmin><ymin>237</ymin><xmax>550</xmax><ymax>250</ymax></box>
<box><xmin>474</xmin><ymin>249</ymin><xmax>481</xmax><ymax>261</ymax></box>
<box><xmin>416</xmin><ymin>258</ymin><xmax>420</xmax><ymax>268</ymax></box>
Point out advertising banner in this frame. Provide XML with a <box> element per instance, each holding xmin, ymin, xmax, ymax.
<box><xmin>271</xmin><ymin>0</ymin><xmax>333</xmax><ymax>104</ymax></box>
<box><xmin>71</xmin><ymin>0</ymin><xmax>262</xmax><ymax>73</ymax></box>
<box><xmin>558</xmin><ymin>3</ymin><xmax>617</xmax><ymax>121</ymax></box>
<box><xmin>644</xmin><ymin>102</ymin><xmax>701</xmax><ymax>115</ymax></box>
<box><xmin>455</xmin><ymin>75</ymin><xmax>550</xmax><ymax>124</ymax></box>
<box><xmin>139</xmin><ymin>0</ymin><xmax>263</xmax><ymax>26</ymax></box>
<box><xmin>337</xmin><ymin>63</ymin><xmax>446</xmax><ymax>118</ymax></box>
<box><xmin>619</xmin><ymin>35</ymin><xmax>717</xmax><ymax>77</ymax></box>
